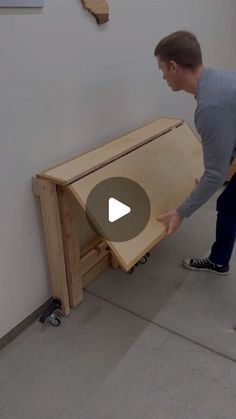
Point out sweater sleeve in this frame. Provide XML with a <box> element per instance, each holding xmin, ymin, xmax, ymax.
<box><xmin>177</xmin><ymin>105</ymin><xmax>235</xmax><ymax>218</ymax></box>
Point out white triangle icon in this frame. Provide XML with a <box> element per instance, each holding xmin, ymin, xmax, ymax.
<box><xmin>108</xmin><ymin>197</ymin><xmax>131</xmax><ymax>223</ymax></box>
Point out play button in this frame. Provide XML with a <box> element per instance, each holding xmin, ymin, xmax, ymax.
<box><xmin>108</xmin><ymin>198</ymin><xmax>131</xmax><ymax>222</ymax></box>
<box><xmin>85</xmin><ymin>177</ymin><xmax>151</xmax><ymax>242</ymax></box>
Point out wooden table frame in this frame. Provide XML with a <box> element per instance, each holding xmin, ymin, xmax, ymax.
<box><xmin>33</xmin><ymin>117</ymin><xmax>190</xmax><ymax>317</ymax></box>
<box><xmin>33</xmin><ymin>177</ymin><xmax>114</xmax><ymax>316</ymax></box>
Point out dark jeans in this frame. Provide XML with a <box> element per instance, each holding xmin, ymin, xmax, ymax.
<box><xmin>209</xmin><ymin>173</ymin><xmax>236</xmax><ymax>266</ymax></box>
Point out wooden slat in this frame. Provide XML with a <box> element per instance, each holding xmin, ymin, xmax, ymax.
<box><xmin>69</xmin><ymin>122</ymin><xmax>204</xmax><ymax>272</ymax></box>
<box><xmin>80</xmin><ymin>248</ymin><xmax>110</xmax><ymax>275</ymax></box>
<box><xmin>37</xmin><ymin>118</ymin><xmax>182</xmax><ymax>186</ymax></box>
<box><xmin>80</xmin><ymin>249</ymin><xmax>98</xmax><ymax>274</ymax></box>
<box><xmin>58</xmin><ymin>186</ymin><xmax>83</xmax><ymax>308</ymax></box>
<box><xmin>71</xmin><ymin>200</ymin><xmax>98</xmax><ymax>251</ymax></box>
<box><xmin>82</xmin><ymin>254</ymin><xmax>111</xmax><ymax>288</ymax></box>
<box><xmin>80</xmin><ymin>237</ymin><xmax>102</xmax><ymax>257</ymax></box>
<box><xmin>37</xmin><ymin>179</ymin><xmax>70</xmax><ymax>315</ymax></box>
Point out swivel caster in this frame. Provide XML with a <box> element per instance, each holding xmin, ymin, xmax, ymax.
<box><xmin>49</xmin><ymin>313</ymin><xmax>62</xmax><ymax>327</ymax></box>
<box><xmin>39</xmin><ymin>298</ymin><xmax>62</xmax><ymax>326</ymax></box>
<box><xmin>139</xmin><ymin>252</ymin><xmax>151</xmax><ymax>264</ymax></box>
<box><xmin>139</xmin><ymin>256</ymin><xmax>148</xmax><ymax>264</ymax></box>
<box><xmin>126</xmin><ymin>252</ymin><xmax>151</xmax><ymax>274</ymax></box>
<box><xmin>127</xmin><ymin>267</ymin><xmax>135</xmax><ymax>274</ymax></box>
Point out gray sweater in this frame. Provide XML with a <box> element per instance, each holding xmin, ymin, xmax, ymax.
<box><xmin>177</xmin><ymin>67</ymin><xmax>236</xmax><ymax>218</ymax></box>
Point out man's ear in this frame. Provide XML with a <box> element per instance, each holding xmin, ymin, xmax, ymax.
<box><xmin>169</xmin><ymin>60</ymin><xmax>178</xmax><ymax>73</ymax></box>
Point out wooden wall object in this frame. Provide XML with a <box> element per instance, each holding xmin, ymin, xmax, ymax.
<box><xmin>81</xmin><ymin>0</ymin><xmax>109</xmax><ymax>24</ymax></box>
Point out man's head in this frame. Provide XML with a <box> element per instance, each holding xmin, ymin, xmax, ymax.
<box><xmin>154</xmin><ymin>30</ymin><xmax>203</xmax><ymax>93</ymax></box>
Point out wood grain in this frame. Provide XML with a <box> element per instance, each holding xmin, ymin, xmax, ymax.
<box><xmin>69</xmin><ymin>123</ymin><xmax>204</xmax><ymax>272</ymax></box>
<box><xmin>37</xmin><ymin>179</ymin><xmax>70</xmax><ymax>315</ymax></box>
<box><xmin>58</xmin><ymin>186</ymin><xmax>83</xmax><ymax>308</ymax></box>
<box><xmin>37</xmin><ymin>118</ymin><xmax>182</xmax><ymax>185</ymax></box>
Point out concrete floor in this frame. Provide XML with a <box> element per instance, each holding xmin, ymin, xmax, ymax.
<box><xmin>1</xmin><ymin>191</ymin><xmax>236</xmax><ymax>419</ymax></box>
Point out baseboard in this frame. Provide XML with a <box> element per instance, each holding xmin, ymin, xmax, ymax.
<box><xmin>0</xmin><ymin>298</ymin><xmax>52</xmax><ymax>351</ymax></box>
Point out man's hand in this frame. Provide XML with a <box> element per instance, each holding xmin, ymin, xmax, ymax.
<box><xmin>156</xmin><ymin>209</ymin><xmax>183</xmax><ymax>235</ymax></box>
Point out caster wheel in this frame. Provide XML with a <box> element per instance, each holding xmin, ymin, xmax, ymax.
<box><xmin>39</xmin><ymin>298</ymin><xmax>62</xmax><ymax>325</ymax></box>
<box><xmin>139</xmin><ymin>256</ymin><xmax>147</xmax><ymax>264</ymax></box>
<box><xmin>127</xmin><ymin>267</ymin><xmax>135</xmax><ymax>274</ymax></box>
<box><xmin>49</xmin><ymin>313</ymin><xmax>62</xmax><ymax>327</ymax></box>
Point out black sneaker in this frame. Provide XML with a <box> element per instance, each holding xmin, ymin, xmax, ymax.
<box><xmin>183</xmin><ymin>257</ymin><xmax>229</xmax><ymax>275</ymax></box>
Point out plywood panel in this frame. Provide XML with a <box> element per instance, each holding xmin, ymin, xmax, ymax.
<box><xmin>37</xmin><ymin>118</ymin><xmax>182</xmax><ymax>185</ymax></box>
<box><xmin>69</xmin><ymin>123</ymin><xmax>204</xmax><ymax>271</ymax></box>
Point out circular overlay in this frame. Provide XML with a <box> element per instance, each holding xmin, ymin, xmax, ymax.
<box><xmin>85</xmin><ymin>177</ymin><xmax>151</xmax><ymax>242</ymax></box>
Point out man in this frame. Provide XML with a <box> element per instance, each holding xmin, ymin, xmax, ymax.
<box><xmin>154</xmin><ymin>30</ymin><xmax>236</xmax><ymax>275</ymax></box>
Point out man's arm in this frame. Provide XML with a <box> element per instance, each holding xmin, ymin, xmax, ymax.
<box><xmin>177</xmin><ymin>105</ymin><xmax>236</xmax><ymax>218</ymax></box>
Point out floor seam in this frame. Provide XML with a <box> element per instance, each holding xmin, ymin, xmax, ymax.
<box><xmin>84</xmin><ymin>289</ymin><xmax>236</xmax><ymax>364</ymax></box>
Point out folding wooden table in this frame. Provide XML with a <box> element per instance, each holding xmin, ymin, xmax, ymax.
<box><xmin>34</xmin><ymin>117</ymin><xmax>204</xmax><ymax>324</ymax></box>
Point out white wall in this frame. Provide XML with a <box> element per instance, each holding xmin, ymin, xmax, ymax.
<box><xmin>0</xmin><ymin>0</ymin><xmax>236</xmax><ymax>338</ymax></box>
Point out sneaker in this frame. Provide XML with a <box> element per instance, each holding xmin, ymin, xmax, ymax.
<box><xmin>183</xmin><ymin>257</ymin><xmax>229</xmax><ymax>275</ymax></box>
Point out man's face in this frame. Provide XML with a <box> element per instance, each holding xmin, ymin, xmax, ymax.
<box><xmin>157</xmin><ymin>57</ymin><xmax>182</xmax><ymax>91</ymax></box>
